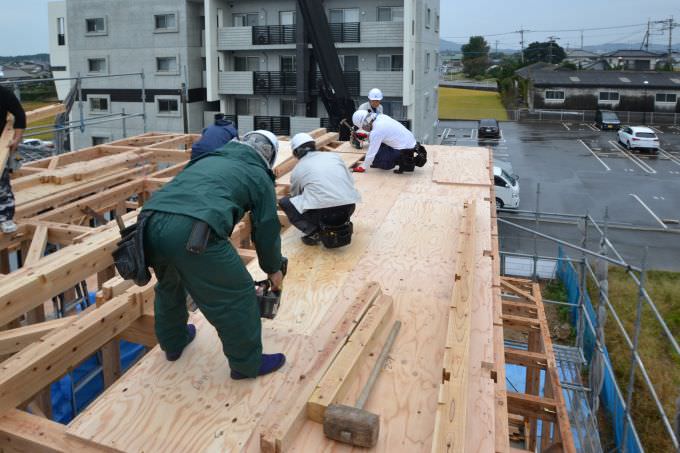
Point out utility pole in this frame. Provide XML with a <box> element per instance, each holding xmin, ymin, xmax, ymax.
<box><xmin>580</xmin><ymin>30</ymin><xmax>584</xmax><ymax>49</ymax></box>
<box><xmin>668</xmin><ymin>17</ymin><xmax>675</xmax><ymax>69</ymax></box>
<box><xmin>547</xmin><ymin>36</ymin><xmax>559</xmax><ymax>64</ymax></box>
<box><xmin>517</xmin><ymin>27</ymin><xmax>528</xmax><ymax>63</ymax></box>
<box><xmin>495</xmin><ymin>40</ymin><xmax>499</xmax><ymax>55</ymax></box>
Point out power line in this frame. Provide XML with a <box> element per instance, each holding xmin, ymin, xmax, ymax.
<box><xmin>441</xmin><ymin>22</ymin><xmax>648</xmax><ymax>40</ymax></box>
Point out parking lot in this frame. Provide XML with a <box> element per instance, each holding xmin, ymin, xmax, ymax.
<box><xmin>439</xmin><ymin>119</ymin><xmax>680</xmax><ymax>270</ymax></box>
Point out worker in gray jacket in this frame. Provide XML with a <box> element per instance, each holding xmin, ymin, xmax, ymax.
<box><xmin>279</xmin><ymin>133</ymin><xmax>361</xmax><ymax>247</ymax></box>
<box><xmin>358</xmin><ymin>88</ymin><xmax>384</xmax><ymax>115</ymax></box>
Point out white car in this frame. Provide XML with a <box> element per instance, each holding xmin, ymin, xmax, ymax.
<box><xmin>494</xmin><ymin>166</ymin><xmax>519</xmax><ymax>209</ymax></box>
<box><xmin>617</xmin><ymin>126</ymin><xmax>659</xmax><ymax>154</ymax></box>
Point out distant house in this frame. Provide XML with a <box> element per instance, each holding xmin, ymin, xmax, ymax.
<box><xmin>603</xmin><ymin>50</ymin><xmax>663</xmax><ymax>71</ymax></box>
<box><xmin>0</xmin><ymin>66</ymin><xmax>35</xmax><ymax>82</ymax></box>
<box><xmin>515</xmin><ymin>67</ymin><xmax>680</xmax><ymax>112</ymax></box>
<box><xmin>565</xmin><ymin>49</ymin><xmax>599</xmax><ymax>66</ymax></box>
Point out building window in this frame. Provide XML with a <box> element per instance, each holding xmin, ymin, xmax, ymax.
<box><xmin>426</xmin><ymin>8</ymin><xmax>431</xmax><ymax>28</ymax></box>
<box><xmin>87</xmin><ymin>58</ymin><xmax>107</xmax><ymax>73</ymax></box>
<box><xmin>329</xmin><ymin>8</ymin><xmax>360</xmax><ymax>23</ymax></box>
<box><xmin>435</xmin><ymin>14</ymin><xmax>440</xmax><ymax>32</ymax></box>
<box><xmin>340</xmin><ymin>55</ymin><xmax>359</xmax><ymax>71</ymax></box>
<box><xmin>377</xmin><ymin>55</ymin><xmax>403</xmax><ymax>71</ymax></box>
<box><xmin>154</xmin><ymin>13</ymin><xmax>178</xmax><ymax>31</ymax></box>
<box><xmin>157</xmin><ymin>97</ymin><xmax>180</xmax><ymax>116</ymax></box>
<box><xmin>236</xmin><ymin>98</ymin><xmax>261</xmax><ymax>115</ymax></box>
<box><xmin>377</xmin><ymin>7</ymin><xmax>404</xmax><ymax>22</ymax></box>
<box><xmin>89</xmin><ymin>96</ymin><xmax>110</xmax><ymax>113</ymax></box>
<box><xmin>156</xmin><ymin>56</ymin><xmax>178</xmax><ymax>73</ymax></box>
<box><xmin>599</xmin><ymin>91</ymin><xmax>620</xmax><ymax>102</ymax></box>
<box><xmin>655</xmin><ymin>93</ymin><xmax>677</xmax><ymax>103</ymax></box>
<box><xmin>280</xmin><ymin>55</ymin><xmax>296</xmax><ymax>73</ymax></box>
<box><xmin>279</xmin><ymin>11</ymin><xmax>295</xmax><ymax>25</ymax></box>
<box><xmin>233</xmin><ymin>13</ymin><xmax>259</xmax><ymax>27</ymax></box>
<box><xmin>545</xmin><ymin>90</ymin><xmax>565</xmax><ymax>101</ymax></box>
<box><xmin>280</xmin><ymin>99</ymin><xmax>296</xmax><ymax>116</ymax></box>
<box><xmin>92</xmin><ymin>136</ymin><xmax>109</xmax><ymax>146</ymax></box>
<box><xmin>234</xmin><ymin>56</ymin><xmax>260</xmax><ymax>71</ymax></box>
<box><xmin>57</xmin><ymin>17</ymin><xmax>66</xmax><ymax>45</ymax></box>
<box><xmin>85</xmin><ymin>17</ymin><xmax>106</xmax><ymax>34</ymax></box>
<box><xmin>425</xmin><ymin>53</ymin><xmax>430</xmax><ymax>73</ymax></box>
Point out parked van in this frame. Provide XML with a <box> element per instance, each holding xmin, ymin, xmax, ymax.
<box><xmin>494</xmin><ymin>166</ymin><xmax>519</xmax><ymax>209</ymax></box>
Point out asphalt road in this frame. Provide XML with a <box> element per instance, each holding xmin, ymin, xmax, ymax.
<box><xmin>438</xmin><ymin>119</ymin><xmax>680</xmax><ymax>270</ymax></box>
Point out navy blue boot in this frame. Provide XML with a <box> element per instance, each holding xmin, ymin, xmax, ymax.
<box><xmin>165</xmin><ymin>324</ymin><xmax>197</xmax><ymax>362</ymax></box>
<box><xmin>230</xmin><ymin>353</ymin><xmax>286</xmax><ymax>380</ymax></box>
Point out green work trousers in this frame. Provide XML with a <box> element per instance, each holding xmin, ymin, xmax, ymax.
<box><xmin>144</xmin><ymin>211</ymin><xmax>263</xmax><ymax>376</ymax></box>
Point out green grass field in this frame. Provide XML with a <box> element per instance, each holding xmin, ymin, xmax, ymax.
<box><xmin>588</xmin><ymin>268</ymin><xmax>680</xmax><ymax>452</ymax></box>
<box><xmin>438</xmin><ymin>87</ymin><xmax>508</xmax><ymax>121</ymax></box>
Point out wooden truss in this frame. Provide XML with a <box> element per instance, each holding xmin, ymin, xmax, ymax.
<box><xmin>0</xmin><ymin>110</ymin><xmax>575</xmax><ymax>451</ymax></box>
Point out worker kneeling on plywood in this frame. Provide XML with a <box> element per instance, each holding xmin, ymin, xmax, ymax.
<box><xmin>279</xmin><ymin>133</ymin><xmax>361</xmax><ymax>247</ymax></box>
<box><xmin>141</xmin><ymin>130</ymin><xmax>287</xmax><ymax>380</ymax></box>
<box><xmin>351</xmin><ymin>110</ymin><xmax>427</xmax><ymax>174</ymax></box>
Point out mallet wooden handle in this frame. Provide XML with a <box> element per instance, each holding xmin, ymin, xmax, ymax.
<box><xmin>355</xmin><ymin>320</ymin><xmax>401</xmax><ymax>409</ymax></box>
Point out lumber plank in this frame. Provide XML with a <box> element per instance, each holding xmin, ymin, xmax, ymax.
<box><xmin>532</xmin><ymin>283</ymin><xmax>576</xmax><ymax>453</ymax></box>
<box><xmin>0</xmin><ymin>117</ymin><xmax>14</xmax><ymax>176</ymax></box>
<box><xmin>22</xmin><ymin>225</ymin><xmax>47</xmax><ymax>266</ymax></box>
<box><xmin>25</xmin><ymin>104</ymin><xmax>65</xmax><ymax>125</ymax></box>
<box><xmin>432</xmin><ymin>147</ymin><xmax>491</xmax><ymax>186</ymax></box>
<box><xmin>0</xmin><ymin>306</ymin><xmax>96</xmax><ymax>355</ymax></box>
<box><xmin>15</xmin><ymin>166</ymin><xmax>151</xmax><ymax>219</ymax></box>
<box><xmin>431</xmin><ymin>201</ymin><xmax>477</xmax><ymax>453</ymax></box>
<box><xmin>258</xmin><ymin>282</ymin><xmax>383</xmax><ymax>452</ymax></box>
<box><xmin>502</xmin><ymin>314</ymin><xmax>541</xmax><ymax>330</ymax></box>
<box><xmin>500</xmin><ymin>279</ymin><xmax>537</xmax><ymax>304</ymax></box>
<box><xmin>0</xmin><ymin>409</ymin><xmax>119</xmax><ymax>453</ymax></box>
<box><xmin>0</xmin><ymin>288</ymin><xmax>148</xmax><ymax>415</ymax></box>
<box><xmin>504</xmin><ymin>349</ymin><xmax>548</xmax><ymax>369</ymax></box>
<box><xmin>118</xmin><ymin>315</ymin><xmax>156</xmax><ymax>348</ymax></box>
<box><xmin>307</xmin><ymin>293</ymin><xmax>394</xmax><ymax>423</ymax></box>
<box><xmin>506</xmin><ymin>392</ymin><xmax>558</xmax><ymax>422</ymax></box>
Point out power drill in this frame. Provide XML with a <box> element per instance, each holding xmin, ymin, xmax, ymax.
<box><xmin>256</xmin><ymin>257</ymin><xmax>288</xmax><ymax>319</ymax></box>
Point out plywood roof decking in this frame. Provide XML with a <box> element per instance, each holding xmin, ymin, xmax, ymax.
<box><xmin>65</xmin><ymin>146</ymin><xmax>500</xmax><ymax>452</ymax></box>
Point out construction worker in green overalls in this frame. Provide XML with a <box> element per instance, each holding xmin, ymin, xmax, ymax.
<box><xmin>142</xmin><ymin>130</ymin><xmax>286</xmax><ymax>380</ymax></box>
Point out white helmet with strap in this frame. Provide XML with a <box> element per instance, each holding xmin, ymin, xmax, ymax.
<box><xmin>243</xmin><ymin>130</ymin><xmax>279</xmax><ymax>168</ymax></box>
<box><xmin>290</xmin><ymin>133</ymin><xmax>315</xmax><ymax>158</ymax></box>
<box><xmin>368</xmin><ymin>88</ymin><xmax>383</xmax><ymax>101</ymax></box>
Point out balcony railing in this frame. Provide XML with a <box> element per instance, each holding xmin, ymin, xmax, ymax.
<box><xmin>329</xmin><ymin>22</ymin><xmax>360</xmax><ymax>43</ymax></box>
<box><xmin>253</xmin><ymin>116</ymin><xmax>291</xmax><ymax>136</ymax></box>
<box><xmin>252</xmin><ymin>25</ymin><xmax>296</xmax><ymax>45</ymax></box>
<box><xmin>253</xmin><ymin>72</ymin><xmax>297</xmax><ymax>95</ymax></box>
<box><xmin>313</xmin><ymin>71</ymin><xmax>360</xmax><ymax>96</ymax></box>
<box><xmin>253</xmin><ymin>71</ymin><xmax>360</xmax><ymax>96</ymax></box>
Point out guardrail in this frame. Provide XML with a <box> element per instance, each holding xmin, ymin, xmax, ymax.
<box><xmin>510</xmin><ymin>108</ymin><xmax>680</xmax><ymax>125</ymax></box>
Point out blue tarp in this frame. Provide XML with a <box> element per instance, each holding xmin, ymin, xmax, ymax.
<box><xmin>556</xmin><ymin>248</ymin><xmax>642</xmax><ymax>453</ymax></box>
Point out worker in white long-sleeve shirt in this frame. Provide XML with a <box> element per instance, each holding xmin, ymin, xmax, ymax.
<box><xmin>351</xmin><ymin>110</ymin><xmax>427</xmax><ymax>174</ymax></box>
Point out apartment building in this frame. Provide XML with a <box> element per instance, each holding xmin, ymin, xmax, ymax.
<box><xmin>49</xmin><ymin>0</ymin><xmax>440</xmax><ymax>147</ymax></box>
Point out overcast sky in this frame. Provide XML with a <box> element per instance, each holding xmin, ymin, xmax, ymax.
<box><xmin>1</xmin><ymin>0</ymin><xmax>679</xmax><ymax>55</ymax></box>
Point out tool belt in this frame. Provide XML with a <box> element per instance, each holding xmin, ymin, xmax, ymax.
<box><xmin>395</xmin><ymin>143</ymin><xmax>427</xmax><ymax>174</ymax></box>
<box><xmin>319</xmin><ymin>220</ymin><xmax>354</xmax><ymax>249</ymax></box>
<box><xmin>112</xmin><ymin>211</ymin><xmax>153</xmax><ymax>286</ymax></box>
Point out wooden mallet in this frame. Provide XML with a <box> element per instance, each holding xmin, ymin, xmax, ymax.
<box><xmin>323</xmin><ymin>320</ymin><xmax>401</xmax><ymax>448</ymax></box>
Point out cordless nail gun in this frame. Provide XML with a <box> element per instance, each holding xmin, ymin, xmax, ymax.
<box><xmin>256</xmin><ymin>257</ymin><xmax>288</xmax><ymax>319</ymax></box>
<box><xmin>340</xmin><ymin>119</ymin><xmax>369</xmax><ymax>149</ymax></box>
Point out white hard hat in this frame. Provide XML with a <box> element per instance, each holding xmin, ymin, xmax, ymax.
<box><xmin>352</xmin><ymin>110</ymin><xmax>370</xmax><ymax>128</ymax></box>
<box><xmin>368</xmin><ymin>88</ymin><xmax>383</xmax><ymax>101</ymax></box>
<box><xmin>243</xmin><ymin>130</ymin><xmax>279</xmax><ymax>168</ymax></box>
<box><xmin>290</xmin><ymin>133</ymin><xmax>315</xmax><ymax>153</ymax></box>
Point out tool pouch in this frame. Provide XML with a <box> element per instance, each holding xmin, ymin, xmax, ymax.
<box><xmin>319</xmin><ymin>221</ymin><xmax>353</xmax><ymax>249</ymax></box>
<box><xmin>186</xmin><ymin>220</ymin><xmax>211</xmax><ymax>254</ymax></box>
<box><xmin>112</xmin><ymin>211</ymin><xmax>152</xmax><ymax>286</ymax></box>
<box><xmin>414</xmin><ymin>143</ymin><xmax>427</xmax><ymax>167</ymax></box>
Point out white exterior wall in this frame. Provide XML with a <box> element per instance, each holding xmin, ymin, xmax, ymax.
<box><xmin>403</xmin><ymin>0</ymin><xmax>439</xmax><ymax>144</ymax></box>
<box><xmin>48</xmin><ymin>1</ymin><xmax>71</xmax><ymax>99</ymax></box>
